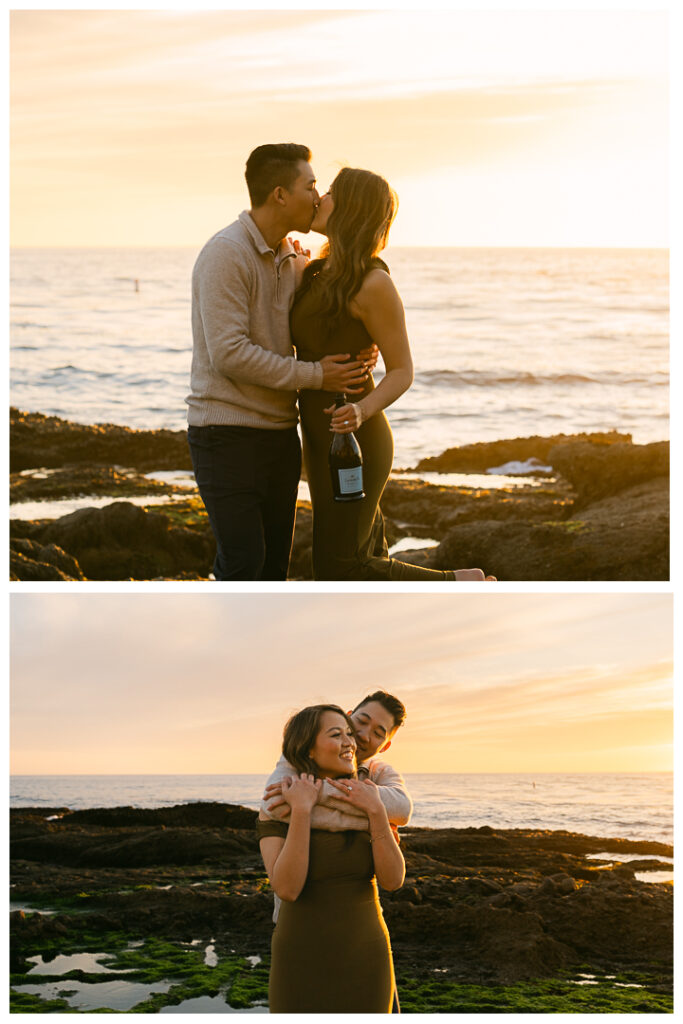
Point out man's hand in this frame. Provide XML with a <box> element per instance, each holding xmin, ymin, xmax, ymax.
<box><xmin>320</xmin><ymin>354</ymin><xmax>368</xmax><ymax>394</ymax></box>
<box><xmin>263</xmin><ymin>780</ymin><xmax>287</xmax><ymax>814</ymax></box>
<box><xmin>357</xmin><ymin>343</ymin><xmax>380</xmax><ymax>373</ymax></box>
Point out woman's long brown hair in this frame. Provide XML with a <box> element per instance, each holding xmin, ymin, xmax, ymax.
<box><xmin>282</xmin><ymin>704</ymin><xmax>356</xmax><ymax>777</ymax></box>
<box><xmin>312</xmin><ymin>167</ymin><xmax>397</xmax><ymax>329</ymax></box>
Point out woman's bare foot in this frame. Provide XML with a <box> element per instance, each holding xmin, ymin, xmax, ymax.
<box><xmin>452</xmin><ymin>569</ymin><xmax>497</xmax><ymax>581</ymax></box>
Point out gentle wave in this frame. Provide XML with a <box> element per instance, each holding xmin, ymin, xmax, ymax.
<box><xmin>10</xmin><ymin>247</ymin><xmax>669</xmax><ymax>461</ymax></box>
<box><xmin>418</xmin><ymin>369</ymin><xmax>668</xmax><ymax>387</ymax></box>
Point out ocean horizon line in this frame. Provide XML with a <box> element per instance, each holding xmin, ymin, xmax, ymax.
<box><xmin>11</xmin><ymin>769</ymin><xmax>672</xmax><ymax>778</ymax></box>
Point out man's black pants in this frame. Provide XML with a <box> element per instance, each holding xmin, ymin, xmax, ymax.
<box><xmin>188</xmin><ymin>424</ymin><xmax>301</xmax><ymax>581</ymax></box>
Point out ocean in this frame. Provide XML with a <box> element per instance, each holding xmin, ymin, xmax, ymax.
<box><xmin>10</xmin><ymin>772</ymin><xmax>673</xmax><ymax>846</ymax></box>
<box><xmin>10</xmin><ymin>246</ymin><xmax>668</xmax><ymax>469</ymax></box>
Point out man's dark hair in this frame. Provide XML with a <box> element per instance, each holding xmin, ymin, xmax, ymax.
<box><xmin>245</xmin><ymin>143</ymin><xmax>311</xmax><ymax>207</ymax></box>
<box><xmin>352</xmin><ymin>691</ymin><xmax>406</xmax><ymax>731</ymax></box>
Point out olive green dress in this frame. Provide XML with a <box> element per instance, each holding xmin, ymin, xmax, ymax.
<box><xmin>291</xmin><ymin>259</ymin><xmax>455</xmax><ymax>581</ymax></box>
<box><xmin>257</xmin><ymin>819</ymin><xmax>396</xmax><ymax>1013</ymax></box>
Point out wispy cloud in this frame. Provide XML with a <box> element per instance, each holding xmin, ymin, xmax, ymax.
<box><xmin>10</xmin><ymin>593</ymin><xmax>672</xmax><ymax>773</ymax></box>
<box><xmin>10</xmin><ymin>9</ymin><xmax>667</xmax><ymax>245</ymax></box>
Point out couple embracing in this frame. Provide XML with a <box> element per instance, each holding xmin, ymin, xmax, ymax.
<box><xmin>187</xmin><ymin>143</ymin><xmax>495</xmax><ymax>582</ymax></box>
<box><xmin>258</xmin><ymin>691</ymin><xmax>411</xmax><ymax>1013</ymax></box>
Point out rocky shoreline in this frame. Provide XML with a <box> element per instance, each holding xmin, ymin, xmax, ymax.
<box><xmin>10</xmin><ymin>408</ymin><xmax>669</xmax><ymax>581</ymax></box>
<box><xmin>10</xmin><ymin>802</ymin><xmax>673</xmax><ymax>1013</ymax></box>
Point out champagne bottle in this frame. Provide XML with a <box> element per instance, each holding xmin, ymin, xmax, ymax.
<box><xmin>328</xmin><ymin>393</ymin><xmax>365</xmax><ymax>502</ymax></box>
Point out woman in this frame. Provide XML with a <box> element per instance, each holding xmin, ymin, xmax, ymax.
<box><xmin>257</xmin><ymin>704</ymin><xmax>404</xmax><ymax>1013</ymax></box>
<box><xmin>291</xmin><ymin>167</ymin><xmax>495</xmax><ymax>581</ymax></box>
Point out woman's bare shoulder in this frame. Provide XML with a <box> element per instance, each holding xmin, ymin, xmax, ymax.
<box><xmin>353</xmin><ymin>267</ymin><xmax>399</xmax><ymax>311</ymax></box>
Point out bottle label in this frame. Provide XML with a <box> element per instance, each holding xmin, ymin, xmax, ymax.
<box><xmin>337</xmin><ymin>467</ymin><xmax>363</xmax><ymax>494</ymax></box>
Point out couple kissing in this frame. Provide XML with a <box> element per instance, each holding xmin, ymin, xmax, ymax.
<box><xmin>187</xmin><ymin>143</ymin><xmax>496</xmax><ymax>583</ymax></box>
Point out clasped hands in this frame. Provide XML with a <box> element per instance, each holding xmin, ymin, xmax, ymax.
<box><xmin>264</xmin><ymin>775</ymin><xmax>383</xmax><ymax>818</ymax></box>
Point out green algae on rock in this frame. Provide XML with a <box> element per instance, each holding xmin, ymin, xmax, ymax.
<box><xmin>10</xmin><ymin>804</ymin><xmax>672</xmax><ymax>1012</ymax></box>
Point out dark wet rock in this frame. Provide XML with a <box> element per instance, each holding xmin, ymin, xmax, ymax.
<box><xmin>550</xmin><ymin>440</ymin><xmax>669</xmax><ymax>507</ymax></box>
<box><xmin>413</xmin><ymin>431</ymin><xmax>631</xmax><ymax>474</ymax></box>
<box><xmin>10</xmin><ymin>408</ymin><xmax>192</xmax><ymax>472</ymax></box>
<box><xmin>431</xmin><ymin>476</ymin><xmax>669</xmax><ymax>580</ymax></box>
<box><xmin>32</xmin><ymin>501</ymin><xmax>213</xmax><ymax>581</ymax></box>
<box><xmin>8</xmin><ymin>410</ymin><xmax>669</xmax><ymax>582</ymax></box>
<box><xmin>64</xmin><ymin>802</ymin><xmax>258</xmax><ymax>830</ymax></box>
<box><xmin>384</xmin><ymin>901</ymin><xmax>573</xmax><ymax>983</ymax></box>
<box><xmin>542</xmin><ymin>877</ymin><xmax>672</xmax><ymax>962</ymax></box>
<box><xmin>10</xmin><ymin>804</ymin><xmax>262</xmax><ymax>869</ymax></box>
<box><xmin>12</xmin><ymin>827</ymin><xmax>255</xmax><ymax>869</ymax></box>
<box><xmin>381</xmin><ymin>476</ymin><xmax>573</xmax><ymax>533</ymax></box>
<box><xmin>9</xmin><ymin>538</ymin><xmax>85</xmax><ymax>581</ymax></box>
<box><xmin>547</xmin><ymin>873</ymin><xmax>577</xmax><ymax>894</ymax></box>
<box><xmin>11</xmin><ymin>464</ymin><xmax>187</xmax><ymax>503</ymax></box>
<box><xmin>9</xmin><ymin>806</ymin><xmax>672</xmax><ymax>985</ymax></box>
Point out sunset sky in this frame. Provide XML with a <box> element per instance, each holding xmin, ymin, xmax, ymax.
<box><xmin>10</xmin><ymin>593</ymin><xmax>672</xmax><ymax>775</ymax></box>
<box><xmin>10</xmin><ymin>9</ymin><xmax>667</xmax><ymax>247</ymax></box>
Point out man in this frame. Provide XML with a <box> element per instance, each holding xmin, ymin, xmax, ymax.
<box><xmin>187</xmin><ymin>143</ymin><xmax>373</xmax><ymax>581</ymax></box>
<box><xmin>260</xmin><ymin>690</ymin><xmax>411</xmax><ymax>832</ymax></box>
<box><xmin>261</xmin><ymin>690</ymin><xmax>410</xmax><ymax>1014</ymax></box>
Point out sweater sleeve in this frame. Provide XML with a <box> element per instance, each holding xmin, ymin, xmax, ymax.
<box><xmin>259</xmin><ymin>756</ymin><xmax>412</xmax><ymax>831</ymax></box>
<box><xmin>310</xmin><ymin>781</ymin><xmax>371</xmax><ymax>831</ymax></box>
<box><xmin>259</xmin><ymin>757</ymin><xmax>369</xmax><ymax>830</ymax></box>
<box><xmin>196</xmin><ymin>240</ymin><xmax>322</xmax><ymax>391</ymax></box>
<box><xmin>258</xmin><ymin>756</ymin><xmax>297</xmax><ymax>821</ymax></box>
<box><xmin>367</xmin><ymin>761</ymin><xmax>413</xmax><ymax>826</ymax></box>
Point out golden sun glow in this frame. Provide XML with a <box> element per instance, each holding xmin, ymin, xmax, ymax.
<box><xmin>10</xmin><ymin>593</ymin><xmax>672</xmax><ymax>775</ymax></box>
<box><xmin>10</xmin><ymin>10</ymin><xmax>667</xmax><ymax>247</ymax></box>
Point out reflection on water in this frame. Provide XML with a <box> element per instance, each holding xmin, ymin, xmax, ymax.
<box><xmin>12</xmin><ymin>942</ymin><xmax>270</xmax><ymax>1013</ymax></box>
<box><xmin>570</xmin><ymin>974</ymin><xmax>643</xmax><ymax>990</ymax></box>
<box><xmin>388</xmin><ymin>536</ymin><xmax>439</xmax><ymax>556</ymax></box>
<box><xmin>10</xmin><ymin>903</ymin><xmax>56</xmax><ymax>916</ymax></box>
<box><xmin>587</xmin><ymin>853</ymin><xmax>674</xmax><ymax>865</ymax></box>
<box><xmin>9</xmin><ymin>493</ymin><xmax>185</xmax><ymax>521</ymax></box>
<box><xmin>160</xmin><ymin>995</ymin><xmax>267</xmax><ymax>1013</ymax></box>
<box><xmin>27</xmin><ymin>952</ymin><xmax>135</xmax><ymax>975</ymax></box>
<box><xmin>393</xmin><ymin>470</ymin><xmax>549</xmax><ymax>490</ymax></box>
<box><xmin>12</xmin><ymin>979</ymin><xmax>174</xmax><ymax>1012</ymax></box>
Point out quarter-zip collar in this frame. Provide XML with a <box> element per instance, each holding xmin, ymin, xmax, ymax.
<box><xmin>238</xmin><ymin>210</ymin><xmax>297</xmax><ymax>263</ymax></box>
<box><xmin>239</xmin><ymin>211</ymin><xmax>300</xmax><ymax>302</ymax></box>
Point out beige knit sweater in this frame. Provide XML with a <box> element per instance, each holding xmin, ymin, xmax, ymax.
<box><xmin>259</xmin><ymin>753</ymin><xmax>413</xmax><ymax>830</ymax></box>
<box><xmin>186</xmin><ymin>211</ymin><xmax>323</xmax><ymax>429</ymax></box>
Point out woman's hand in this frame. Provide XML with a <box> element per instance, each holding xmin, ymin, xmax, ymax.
<box><xmin>324</xmin><ymin>401</ymin><xmax>364</xmax><ymax>434</ymax></box>
<box><xmin>288</xmin><ymin>237</ymin><xmax>311</xmax><ymax>260</ymax></box>
<box><xmin>327</xmin><ymin>776</ymin><xmax>383</xmax><ymax>813</ymax></box>
<box><xmin>281</xmin><ymin>773</ymin><xmax>322</xmax><ymax>813</ymax></box>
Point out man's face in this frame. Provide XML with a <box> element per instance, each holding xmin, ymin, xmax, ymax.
<box><xmin>350</xmin><ymin>700</ymin><xmax>397</xmax><ymax>762</ymax></box>
<box><xmin>281</xmin><ymin>161</ymin><xmax>319</xmax><ymax>232</ymax></box>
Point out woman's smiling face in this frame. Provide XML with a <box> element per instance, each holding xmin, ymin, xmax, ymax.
<box><xmin>308</xmin><ymin>710</ymin><xmax>357</xmax><ymax>778</ymax></box>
